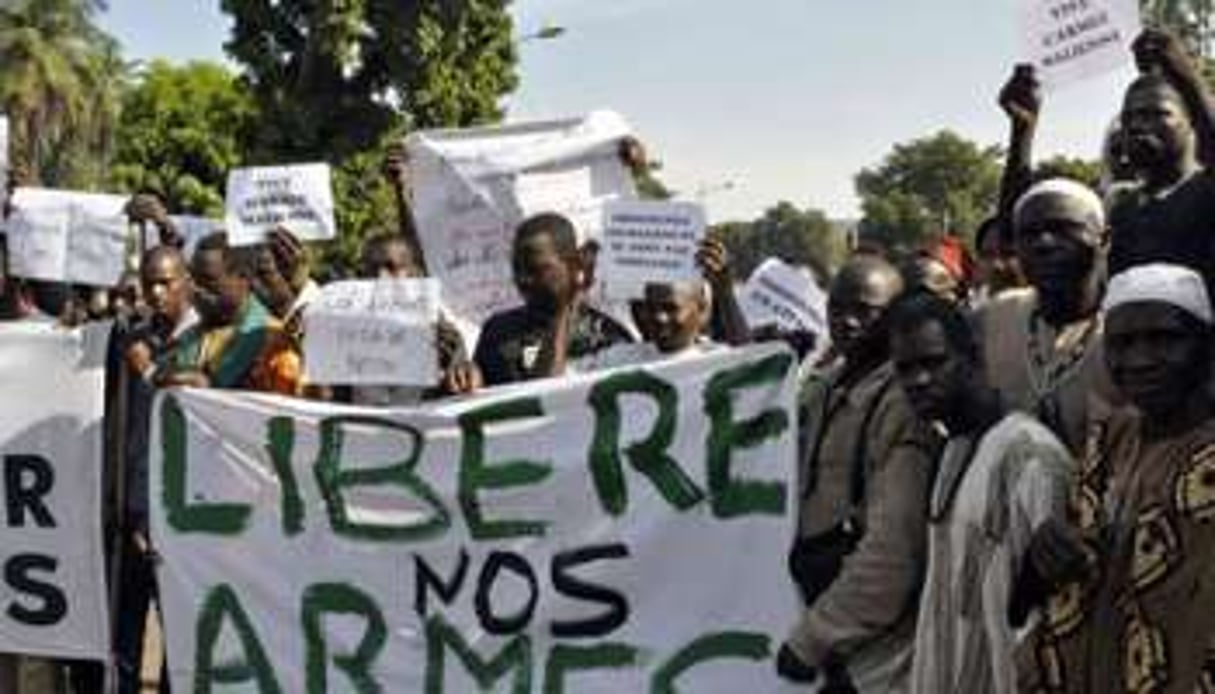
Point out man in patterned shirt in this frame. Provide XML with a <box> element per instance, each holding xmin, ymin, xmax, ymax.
<box><xmin>1018</xmin><ymin>263</ymin><xmax>1215</xmax><ymax>694</ymax></box>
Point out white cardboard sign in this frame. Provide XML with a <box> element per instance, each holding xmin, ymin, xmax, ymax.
<box><xmin>224</xmin><ymin>163</ymin><xmax>336</xmax><ymax>246</ymax></box>
<box><xmin>740</xmin><ymin>258</ymin><xmax>827</xmax><ymax>335</ymax></box>
<box><xmin>302</xmin><ymin>279</ymin><xmax>441</xmax><ymax>385</ymax></box>
<box><xmin>5</xmin><ymin>188</ymin><xmax>129</xmax><ymax>286</ymax></box>
<box><xmin>1021</xmin><ymin>0</ymin><xmax>1141</xmax><ymax>87</ymax></box>
<box><xmin>599</xmin><ymin>199</ymin><xmax>706</xmax><ymax>300</ymax></box>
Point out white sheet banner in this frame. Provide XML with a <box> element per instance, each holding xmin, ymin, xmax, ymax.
<box><xmin>302</xmin><ymin>279</ymin><xmax>442</xmax><ymax>386</ymax></box>
<box><xmin>225</xmin><ymin>163</ymin><xmax>336</xmax><ymax>246</ymax></box>
<box><xmin>5</xmin><ymin>188</ymin><xmax>129</xmax><ymax>286</ymax></box>
<box><xmin>151</xmin><ymin>344</ymin><xmax>801</xmax><ymax>693</ymax></box>
<box><xmin>0</xmin><ymin>322</ymin><xmax>110</xmax><ymax>660</ymax></box>
<box><xmin>739</xmin><ymin>258</ymin><xmax>827</xmax><ymax>335</ymax></box>
<box><xmin>599</xmin><ymin>200</ymin><xmax>706</xmax><ymax>300</ymax></box>
<box><xmin>406</xmin><ymin>111</ymin><xmax>638</xmax><ymax>343</ymax></box>
<box><xmin>1021</xmin><ymin>0</ymin><xmax>1140</xmax><ymax>87</ymax></box>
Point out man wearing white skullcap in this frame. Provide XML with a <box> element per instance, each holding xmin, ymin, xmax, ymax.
<box><xmin>978</xmin><ymin>177</ymin><xmax>1118</xmax><ymax>454</ymax></box>
<box><xmin>1103</xmin><ymin>262</ymin><xmax>1213</xmax><ymax>324</ymax></box>
<box><xmin>1018</xmin><ymin>263</ymin><xmax>1215</xmax><ymax>694</ymax></box>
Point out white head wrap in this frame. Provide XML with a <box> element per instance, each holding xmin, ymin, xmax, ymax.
<box><xmin>1013</xmin><ymin>178</ymin><xmax>1106</xmax><ymax>244</ymax></box>
<box><xmin>1104</xmin><ymin>263</ymin><xmax>1213</xmax><ymax>325</ymax></box>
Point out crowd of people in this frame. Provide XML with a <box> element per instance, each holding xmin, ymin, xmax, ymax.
<box><xmin>0</xmin><ymin>25</ymin><xmax>1212</xmax><ymax>694</ymax></box>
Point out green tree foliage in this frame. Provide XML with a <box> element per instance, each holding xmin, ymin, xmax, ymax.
<box><xmin>1034</xmin><ymin>155</ymin><xmax>1103</xmax><ymax>189</ymax></box>
<box><xmin>110</xmin><ymin>60</ymin><xmax>256</xmax><ymax>216</ymax></box>
<box><xmin>0</xmin><ymin>0</ymin><xmax>125</xmax><ymax>187</ymax></box>
<box><xmin>854</xmin><ymin>130</ymin><xmax>1002</xmax><ymax>251</ymax></box>
<box><xmin>221</xmin><ymin>0</ymin><xmax>520</xmax><ymax>274</ymax></box>
<box><xmin>711</xmin><ymin>201</ymin><xmax>845</xmax><ymax>281</ymax></box>
<box><xmin>221</xmin><ymin>0</ymin><xmax>518</xmax><ymax>161</ymax></box>
<box><xmin>1142</xmin><ymin>0</ymin><xmax>1213</xmax><ymax>58</ymax></box>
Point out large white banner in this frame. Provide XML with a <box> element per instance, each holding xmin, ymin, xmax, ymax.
<box><xmin>5</xmin><ymin>188</ymin><xmax>130</xmax><ymax>286</ymax></box>
<box><xmin>0</xmin><ymin>322</ymin><xmax>110</xmax><ymax>660</ymax></box>
<box><xmin>406</xmin><ymin>111</ymin><xmax>638</xmax><ymax>344</ymax></box>
<box><xmin>151</xmin><ymin>344</ymin><xmax>801</xmax><ymax>692</ymax></box>
<box><xmin>1021</xmin><ymin>0</ymin><xmax>1140</xmax><ymax>87</ymax></box>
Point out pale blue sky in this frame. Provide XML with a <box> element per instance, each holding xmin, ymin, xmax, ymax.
<box><xmin>98</xmin><ymin>0</ymin><xmax>1134</xmax><ymax>223</ymax></box>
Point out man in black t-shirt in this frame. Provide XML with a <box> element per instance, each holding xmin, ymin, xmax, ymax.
<box><xmin>474</xmin><ymin>213</ymin><xmax>633</xmax><ymax>386</ymax></box>
<box><xmin>1110</xmin><ymin>29</ymin><xmax>1215</xmax><ymax>291</ymax></box>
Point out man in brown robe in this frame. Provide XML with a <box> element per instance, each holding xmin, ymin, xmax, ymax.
<box><xmin>1018</xmin><ymin>263</ymin><xmax>1215</xmax><ymax>694</ymax></box>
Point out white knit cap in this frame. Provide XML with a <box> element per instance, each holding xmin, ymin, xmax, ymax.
<box><xmin>1104</xmin><ymin>263</ymin><xmax>1213</xmax><ymax>325</ymax></box>
<box><xmin>1013</xmin><ymin>178</ymin><xmax>1106</xmax><ymax>243</ymax></box>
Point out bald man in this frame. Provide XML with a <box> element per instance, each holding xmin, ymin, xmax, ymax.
<box><xmin>778</xmin><ymin>254</ymin><xmax>940</xmax><ymax>692</ymax></box>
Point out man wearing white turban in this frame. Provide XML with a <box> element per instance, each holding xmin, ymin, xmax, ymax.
<box><xmin>977</xmin><ymin>177</ymin><xmax>1118</xmax><ymax>455</ymax></box>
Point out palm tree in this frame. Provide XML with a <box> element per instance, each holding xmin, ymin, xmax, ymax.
<box><xmin>0</xmin><ymin>0</ymin><xmax>123</xmax><ymax>187</ymax></box>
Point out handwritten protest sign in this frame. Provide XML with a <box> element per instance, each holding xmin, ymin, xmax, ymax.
<box><xmin>739</xmin><ymin>258</ymin><xmax>827</xmax><ymax>335</ymax></box>
<box><xmin>4</xmin><ymin>188</ymin><xmax>129</xmax><ymax>286</ymax></box>
<box><xmin>599</xmin><ymin>199</ymin><xmax>706</xmax><ymax>300</ymax></box>
<box><xmin>1021</xmin><ymin>0</ymin><xmax>1140</xmax><ymax>87</ymax></box>
<box><xmin>302</xmin><ymin>279</ymin><xmax>442</xmax><ymax>385</ymax></box>
<box><xmin>151</xmin><ymin>344</ymin><xmax>801</xmax><ymax>692</ymax></box>
<box><xmin>0</xmin><ymin>323</ymin><xmax>110</xmax><ymax>660</ymax></box>
<box><xmin>225</xmin><ymin>163</ymin><xmax>336</xmax><ymax>246</ymax></box>
<box><xmin>406</xmin><ymin>111</ymin><xmax>638</xmax><ymax>345</ymax></box>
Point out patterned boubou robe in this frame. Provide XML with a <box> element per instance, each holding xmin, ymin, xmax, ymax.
<box><xmin>1017</xmin><ymin>404</ymin><xmax>1215</xmax><ymax>694</ymax></box>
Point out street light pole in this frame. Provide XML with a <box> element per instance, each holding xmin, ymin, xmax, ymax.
<box><xmin>518</xmin><ymin>23</ymin><xmax>566</xmax><ymax>44</ymax></box>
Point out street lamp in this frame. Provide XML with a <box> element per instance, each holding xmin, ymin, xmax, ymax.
<box><xmin>519</xmin><ymin>23</ymin><xmax>566</xmax><ymax>44</ymax></box>
<box><xmin>693</xmin><ymin>180</ymin><xmax>737</xmax><ymax>202</ymax></box>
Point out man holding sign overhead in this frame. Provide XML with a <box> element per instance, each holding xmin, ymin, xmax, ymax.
<box><xmin>1109</xmin><ymin>28</ymin><xmax>1215</xmax><ymax>294</ymax></box>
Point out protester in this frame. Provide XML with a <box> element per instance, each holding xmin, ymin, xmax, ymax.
<box><xmin>697</xmin><ymin>236</ymin><xmax>753</xmax><ymax>346</ymax></box>
<box><xmin>1018</xmin><ymin>263</ymin><xmax>1215</xmax><ymax>694</ymax></box>
<box><xmin>113</xmin><ymin>245</ymin><xmax>197</xmax><ymax>693</ymax></box>
<box><xmin>1109</xmin><ymin>29</ymin><xmax>1215</xmax><ymax>291</ymax></box>
<box><xmin>342</xmin><ymin>231</ymin><xmax>480</xmax><ymax>405</ymax></box>
<box><xmin>125</xmin><ymin>191</ymin><xmax>186</xmax><ymax>251</ymax></box>
<box><xmin>474</xmin><ymin>212</ymin><xmax>633</xmax><ymax>385</ymax></box>
<box><xmin>152</xmin><ymin>232</ymin><xmax>301</xmax><ymax>394</ymax></box>
<box><xmin>778</xmin><ymin>254</ymin><xmax>939</xmax><ymax>692</ymax></box>
<box><xmin>975</xmin><ymin>214</ymin><xmax>1027</xmax><ymax>301</ymax></box>
<box><xmin>250</xmin><ymin>226</ymin><xmax>320</xmax><ymax>338</ymax></box>
<box><xmin>884</xmin><ymin>291</ymin><xmax>1071</xmax><ymax>694</ymax></box>
<box><xmin>382</xmin><ymin>142</ymin><xmax>428</xmax><ymax>275</ymax></box>
<box><xmin>978</xmin><ymin>178</ymin><xmax>1114</xmax><ymax>454</ymax></box>
<box><xmin>571</xmin><ymin>237</ymin><xmax>743</xmax><ymax>371</ymax></box>
<box><xmin>904</xmin><ymin>235</ymin><xmax>973</xmax><ymax>306</ymax></box>
<box><xmin>0</xmin><ymin>236</ymin><xmax>32</xmax><ymax>321</ymax></box>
